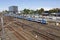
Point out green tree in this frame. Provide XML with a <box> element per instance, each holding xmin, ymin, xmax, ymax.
<box><xmin>38</xmin><ymin>8</ymin><xmax>44</xmax><ymax>15</ymax></box>
<box><xmin>20</xmin><ymin>9</ymin><xmax>35</xmax><ymax>15</ymax></box>
<box><xmin>29</xmin><ymin>10</ymin><xmax>35</xmax><ymax>14</ymax></box>
<box><xmin>49</xmin><ymin>8</ymin><xmax>59</xmax><ymax>13</ymax></box>
<box><xmin>2</xmin><ymin>10</ymin><xmax>9</xmax><ymax>14</ymax></box>
<box><xmin>23</xmin><ymin>9</ymin><xmax>30</xmax><ymax>14</ymax></box>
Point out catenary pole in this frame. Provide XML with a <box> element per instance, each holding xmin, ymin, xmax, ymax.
<box><xmin>1</xmin><ymin>13</ymin><xmax>5</xmax><ymax>40</ymax></box>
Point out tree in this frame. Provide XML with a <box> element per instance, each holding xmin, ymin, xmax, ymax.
<box><xmin>20</xmin><ymin>9</ymin><xmax>35</xmax><ymax>15</ymax></box>
<box><xmin>2</xmin><ymin>10</ymin><xmax>9</xmax><ymax>14</ymax></box>
<box><xmin>38</xmin><ymin>8</ymin><xmax>44</xmax><ymax>15</ymax></box>
<box><xmin>23</xmin><ymin>9</ymin><xmax>30</xmax><ymax>14</ymax></box>
<box><xmin>49</xmin><ymin>8</ymin><xmax>59</xmax><ymax>13</ymax></box>
<box><xmin>29</xmin><ymin>10</ymin><xmax>35</xmax><ymax>14</ymax></box>
<box><xmin>49</xmin><ymin>10</ymin><xmax>53</xmax><ymax>13</ymax></box>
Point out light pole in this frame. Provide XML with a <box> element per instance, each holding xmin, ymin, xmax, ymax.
<box><xmin>1</xmin><ymin>13</ymin><xmax>6</xmax><ymax>40</ymax></box>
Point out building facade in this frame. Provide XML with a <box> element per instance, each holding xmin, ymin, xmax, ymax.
<box><xmin>9</xmin><ymin>6</ymin><xmax>18</xmax><ymax>14</ymax></box>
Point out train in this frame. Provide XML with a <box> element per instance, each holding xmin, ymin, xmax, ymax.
<box><xmin>18</xmin><ymin>15</ymin><xmax>47</xmax><ymax>24</ymax></box>
<box><xmin>4</xmin><ymin>14</ymin><xmax>48</xmax><ymax>24</ymax></box>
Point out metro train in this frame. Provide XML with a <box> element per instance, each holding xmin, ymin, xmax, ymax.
<box><xmin>25</xmin><ymin>16</ymin><xmax>47</xmax><ymax>24</ymax></box>
<box><xmin>4</xmin><ymin>14</ymin><xmax>47</xmax><ymax>24</ymax></box>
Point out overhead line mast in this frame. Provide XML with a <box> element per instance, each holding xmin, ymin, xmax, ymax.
<box><xmin>1</xmin><ymin>13</ymin><xmax>6</xmax><ymax>40</ymax></box>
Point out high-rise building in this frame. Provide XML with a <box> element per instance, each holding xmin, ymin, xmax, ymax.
<box><xmin>9</xmin><ymin>6</ymin><xmax>18</xmax><ymax>14</ymax></box>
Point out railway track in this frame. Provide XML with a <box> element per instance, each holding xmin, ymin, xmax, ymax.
<box><xmin>6</xmin><ymin>25</ymin><xmax>27</xmax><ymax>40</ymax></box>
<box><xmin>16</xmin><ymin>19</ymin><xmax>60</xmax><ymax>36</ymax></box>
<box><xmin>4</xmin><ymin>20</ymin><xmax>53</xmax><ymax>40</ymax></box>
<box><xmin>4</xmin><ymin>16</ymin><xmax>60</xmax><ymax>31</ymax></box>
<box><xmin>13</xmin><ymin>22</ymin><xmax>60</xmax><ymax>39</ymax></box>
<box><xmin>5</xmin><ymin>28</ymin><xmax>19</xmax><ymax>40</ymax></box>
<box><xmin>12</xmin><ymin>23</ymin><xmax>47</xmax><ymax>40</ymax></box>
<box><xmin>2</xmin><ymin>16</ymin><xmax>60</xmax><ymax>40</ymax></box>
<box><xmin>19</xmin><ymin>19</ymin><xmax>60</xmax><ymax>31</ymax></box>
<box><xmin>8</xmin><ymin>23</ymin><xmax>38</xmax><ymax>40</ymax></box>
<box><xmin>13</xmin><ymin>21</ymin><xmax>57</xmax><ymax>40</ymax></box>
<box><xmin>5</xmin><ymin>24</ymin><xmax>38</xmax><ymax>40</ymax></box>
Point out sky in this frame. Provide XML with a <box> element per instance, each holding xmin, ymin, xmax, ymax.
<box><xmin>0</xmin><ymin>0</ymin><xmax>60</xmax><ymax>11</ymax></box>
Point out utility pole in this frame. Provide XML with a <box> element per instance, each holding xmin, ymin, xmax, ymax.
<box><xmin>1</xmin><ymin>13</ymin><xmax>5</xmax><ymax>40</ymax></box>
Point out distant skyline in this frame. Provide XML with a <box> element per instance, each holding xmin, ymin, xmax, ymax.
<box><xmin>0</xmin><ymin>0</ymin><xmax>60</xmax><ymax>11</ymax></box>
